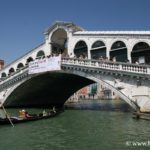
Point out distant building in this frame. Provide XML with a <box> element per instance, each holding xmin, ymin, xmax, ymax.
<box><xmin>0</xmin><ymin>60</ymin><xmax>4</xmax><ymax>70</ymax></box>
<box><xmin>68</xmin><ymin>83</ymin><xmax>119</xmax><ymax>101</ymax></box>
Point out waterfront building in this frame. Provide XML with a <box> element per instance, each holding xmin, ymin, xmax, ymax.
<box><xmin>0</xmin><ymin>60</ymin><xmax>4</xmax><ymax>70</ymax></box>
<box><xmin>67</xmin><ymin>83</ymin><xmax>119</xmax><ymax>101</ymax></box>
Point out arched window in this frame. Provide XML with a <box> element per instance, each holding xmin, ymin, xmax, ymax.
<box><xmin>36</xmin><ymin>50</ymin><xmax>45</xmax><ymax>59</ymax></box>
<box><xmin>92</xmin><ymin>41</ymin><xmax>105</xmax><ymax>48</ymax></box>
<box><xmin>1</xmin><ymin>72</ymin><xmax>7</xmax><ymax>78</ymax></box>
<box><xmin>74</xmin><ymin>41</ymin><xmax>88</xmax><ymax>58</ymax></box>
<box><xmin>131</xmin><ymin>42</ymin><xmax>150</xmax><ymax>64</ymax></box>
<box><xmin>51</xmin><ymin>29</ymin><xmax>68</xmax><ymax>56</ymax></box>
<box><xmin>8</xmin><ymin>68</ymin><xmax>15</xmax><ymax>75</ymax></box>
<box><xmin>91</xmin><ymin>41</ymin><xmax>106</xmax><ymax>59</ymax></box>
<box><xmin>17</xmin><ymin>63</ymin><xmax>24</xmax><ymax>70</ymax></box>
<box><xmin>110</xmin><ymin>41</ymin><xmax>128</xmax><ymax>62</ymax></box>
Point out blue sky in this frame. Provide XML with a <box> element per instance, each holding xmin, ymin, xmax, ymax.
<box><xmin>0</xmin><ymin>0</ymin><xmax>150</xmax><ymax>64</ymax></box>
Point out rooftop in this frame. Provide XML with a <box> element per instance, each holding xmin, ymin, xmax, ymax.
<box><xmin>74</xmin><ymin>31</ymin><xmax>150</xmax><ymax>35</ymax></box>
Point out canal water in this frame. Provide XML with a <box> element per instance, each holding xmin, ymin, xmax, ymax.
<box><xmin>0</xmin><ymin>100</ymin><xmax>149</xmax><ymax>150</ymax></box>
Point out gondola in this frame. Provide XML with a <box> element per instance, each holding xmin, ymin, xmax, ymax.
<box><xmin>0</xmin><ymin>112</ymin><xmax>58</xmax><ymax>125</ymax></box>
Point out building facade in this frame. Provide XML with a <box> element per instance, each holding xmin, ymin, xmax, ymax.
<box><xmin>0</xmin><ymin>60</ymin><xmax>4</xmax><ymax>70</ymax></box>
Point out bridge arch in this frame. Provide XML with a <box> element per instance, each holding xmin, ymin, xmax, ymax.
<box><xmin>90</xmin><ymin>40</ymin><xmax>106</xmax><ymax>60</ymax></box>
<box><xmin>2</xmin><ymin>72</ymin><xmax>94</xmax><ymax>108</ymax></box>
<box><xmin>36</xmin><ymin>50</ymin><xmax>45</xmax><ymax>59</ymax></box>
<box><xmin>0</xmin><ymin>66</ymin><xmax>137</xmax><ymax>110</ymax></box>
<box><xmin>110</xmin><ymin>41</ymin><xmax>128</xmax><ymax>62</ymax></box>
<box><xmin>50</xmin><ymin>28</ymin><xmax>68</xmax><ymax>56</ymax></box>
<box><xmin>63</xmin><ymin>69</ymin><xmax>137</xmax><ymax>110</ymax></box>
<box><xmin>74</xmin><ymin>40</ymin><xmax>88</xmax><ymax>58</ymax></box>
<box><xmin>131</xmin><ymin>42</ymin><xmax>150</xmax><ymax>64</ymax></box>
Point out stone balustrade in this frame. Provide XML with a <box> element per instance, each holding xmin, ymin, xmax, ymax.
<box><xmin>62</xmin><ymin>58</ymin><xmax>150</xmax><ymax>75</ymax></box>
<box><xmin>0</xmin><ymin>57</ymin><xmax>150</xmax><ymax>91</ymax></box>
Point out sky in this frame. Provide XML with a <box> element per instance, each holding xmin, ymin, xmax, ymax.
<box><xmin>0</xmin><ymin>0</ymin><xmax>150</xmax><ymax>64</ymax></box>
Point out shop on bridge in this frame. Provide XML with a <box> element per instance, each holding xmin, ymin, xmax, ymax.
<box><xmin>110</xmin><ymin>41</ymin><xmax>128</xmax><ymax>62</ymax></box>
<box><xmin>74</xmin><ymin>41</ymin><xmax>88</xmax><ymax>58</ymax></box>
<box><xmin>131</xmin><ymin>42</ymin><xmax>150</xmax><ymax>64</ymax></box>
<box><xmin>90</xmin><ymin>41</ymin><xmax>106</xmax><ymax>60</ymax></box>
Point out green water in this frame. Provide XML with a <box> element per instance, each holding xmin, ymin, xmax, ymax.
<box><xmin>0</xmin><ymin>109</ymin><xmax>149</xmax><ymax>150</ymax></box>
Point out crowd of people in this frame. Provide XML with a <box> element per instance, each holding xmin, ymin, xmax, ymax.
<box><xmin>38</xmin><ymin>50</ymin><xmax>144</xmax><ymax>65</ymax></box>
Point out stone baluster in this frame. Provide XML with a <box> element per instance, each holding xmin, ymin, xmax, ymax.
<box><xmin>95</xmin><ymin>62</ymin><xmax>99</xmax><ymax>67</ymax></box>
<box><xmin>147</xmin><ymin>67</ymin><xmax>150</xmax><ymax>74</ymax></box>
<box><xmin>143</xmin><ymin>67</ymin><xmax>147</xmax><ymax>74</ymax></box>
<box><xmin>139</xmin><ymin>66</ymin><xmax>142</xmax><ymax>73</ymax></box>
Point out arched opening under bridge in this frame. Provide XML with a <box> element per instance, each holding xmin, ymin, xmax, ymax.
<box><xmin>3</xmin><ymin>72</ymin><xmax>94</xmax><ymax>108</ymax></box>
<box><xmin>3</xmin><ymin>71</ymin><xmax>136</xmax><ymax>110</ymax></box>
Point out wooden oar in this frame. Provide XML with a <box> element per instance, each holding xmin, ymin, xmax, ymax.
<box><xmin>0</xmin><ymin>102</ymin><xmax>14</xmax><ymax>127</ymax></box>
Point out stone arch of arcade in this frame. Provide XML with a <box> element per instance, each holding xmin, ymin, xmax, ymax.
<box><xmin>50</xmin><ymin>28</ymin><xmax>68</xmax><ymax>56</ymax></box>
<box><xmin>131</xmin><ymin>42</ymin><xmax>150</xmax><ymax>64</ymax></box>
<box><xmin>26</xmin><ymin>57</ymin><xmax>34</xmax><ymax>65</ymax></box>
<box><xmin>90</xmin><ymin>40</ymin><xmax>106</xmax><ymax>60</ymax></box>
<box><xmin>1</xmin><ymin>72</ymin><xmax>7</xmax><ymax>78</ymax></box>
<box><xmin>74</xmin><ymin>40</ymin><xmax>88</xmax><ymax>58</ymax></box>
<box><xmin>110</xmin><ymin>41</ymin><xmax>128</xmax><ymax>62</ymax></box>
<box><xmin>36</xmin><ymin>50</ymin><xmax>45</xmax><ymax>59</ymax></box>
<box><xmin>8</xmin><ymin>67</ymin><xmax>15</xmax><ymax>76</ymax></box>
<box><xmin>17</xmin><ymin>63</ymin><xmax>24</xmax><ymax>70</ymax></box>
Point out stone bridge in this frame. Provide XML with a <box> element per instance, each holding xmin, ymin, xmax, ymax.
<box><xmin>1</xmin><ymin>21</ymin><xmax>150</xmax><ymax>112</ymax></box>
<box><xmin>0</xmin><ymin>57</ymin><xmax>150</xmax><ymax>112</ymax></box>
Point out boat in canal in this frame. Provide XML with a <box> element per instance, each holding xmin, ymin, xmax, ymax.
<box><xmin>0</xmin><ymin>111</ymin><xmax>58</xmax><ymax>125</ymax></box>
<box><xmin>0</xmin><ymin>106</ymin><xmax>63</xmax><ymax>125</ymax></box>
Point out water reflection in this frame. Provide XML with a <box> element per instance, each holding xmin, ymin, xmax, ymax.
<box><xmin>65</xmin><ymin>99</ymin><xmax>132</xmax><ymax>112</ymax></box>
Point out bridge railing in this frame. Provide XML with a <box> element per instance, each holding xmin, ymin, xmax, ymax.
<box><xmin>0</xmin><ymin>57</ymin><xmax>150</xmax><ymax>87</ymax></box>
<box><xmin>0</xmin><ymin>66</ymin><xmax>28</xmax><ymax>84</ymax></box>
<box><xmin>62</xmin><ymin>57</ymin><xmax>150</xmax><ymax>75</ymax></box>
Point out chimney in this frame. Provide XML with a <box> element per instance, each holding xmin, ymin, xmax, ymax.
<box><xmin>0</xmin><ymin>60</ymin><xmax>4</xmax><ymax>70</ymax></box>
